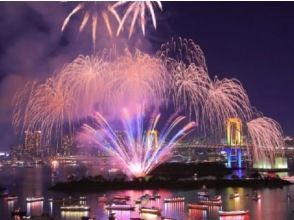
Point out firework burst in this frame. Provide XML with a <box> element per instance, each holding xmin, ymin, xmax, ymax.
<box><xmin>62</xmin><ymin>2</ymin><xmax>120</xmax><ymax>48</ymax></box>
<box><xmin>111</xmin><ymin>1</ymin><xmax>163</xmax><ymax>37</ymax></box>
<box><xmin>79</xmin><ymin>106</ymin><xmax>196</xmax><ymax>178</ymax></box>
<box><xmin>203</xmin><ymin>77</ymin><xmax>252</xmax><ymax>135</ymax></box>
<box><xmin>247</xmin><ymin>117</ymin><xmax>284</xmax><ymax>162</ymax></box>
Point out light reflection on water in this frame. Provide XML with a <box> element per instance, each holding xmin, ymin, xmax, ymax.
<box><xmin>0</xmin><ymin>166</ymin><xmax>294</xmax><ymax>219</ymax></box>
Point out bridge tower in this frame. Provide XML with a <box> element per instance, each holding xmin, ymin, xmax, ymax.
<box><xmin>225</xmin><ymin>118</ymin><xmax>243</xmax><ymax>168</ymax></box>
<box><xmin>147</xmin><ymin>130</ymin><xmax>158</xmax><ymax>150</ymax></box>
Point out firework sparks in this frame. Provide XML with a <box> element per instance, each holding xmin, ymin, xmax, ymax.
<box><xmin>247</xmin><ymin>117</ymin><xmax>284</xmax><ymax>162</ymax></box>
<box><xmin>157</xmin><ymin>37</ymin><xmax>208</xmax><ymax>72</ymax></box>
<box><xmin>171</xmin><ymin>62</ymin><xmax>210</xmax><ymax>120</ymax></box>
<box><xmin>111</xmin><ymin>1</ymin><xmax>162</xmax><ymax>37</ymax></box>
<box><xmin>203</xmin><ymin>77</ymin><xmax>252</xmax><ymax>135</ymax></box>
<box><xmin>61</xmin><ymin>2</ymin><xmax>120</xmax><ymax>48</ymax></box>
<box><xmin>79</xmin><ymin>106</ymin><xmax>196</xmax><ymax>178</ymax></box>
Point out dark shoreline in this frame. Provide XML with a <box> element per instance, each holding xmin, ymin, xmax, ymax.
<box><xmin>50</xmin><ymin>178</ymin><xmax>291</xmax><ymax>192</ymax></box>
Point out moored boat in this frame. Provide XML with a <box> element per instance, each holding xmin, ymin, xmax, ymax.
<box><xmin>60</xmin><ymin>205</ymin><xmax>90</xmax><ymax>211</ymax></box>
<box><xmin>6</xmin><ymin>195</ymin><xmax>18</xmax><ymax>201</ymax></box>
<box><xmin>188</xmin><ymin>203</ymin><xmax>209</xmax><ymax>210</ymax></box>
<box><xmin>26</xmin><ymin>197</ymin><xmax>44</xmax><ymax>202</ymax></box>
<box><xmin>139</xmin><ymin>207</ymin><xmax>161</xmax><ymax>215</ymax></box>
<box><xmin>219</xmin><ymin>210</ymin><xmax>249</xmax><ymax>216</ymax></box>
<box><xmin>105</xmin><ymin>204</ymin><xmax>135</xmax><ymax>211</ymax></box>
<box><xmin>198</xmin><ymin>200</ymin><xmax>222</xmax><ymax>206</ymax></box>
<box><xmin>112</xmin><ymin>195</ymin><xmax>130</xmax><ymax>201</ymax></box>
<box><xmin>164</xmin><ymin>197</ymin><xmax>185</xmax><ymax>203</ymax></box>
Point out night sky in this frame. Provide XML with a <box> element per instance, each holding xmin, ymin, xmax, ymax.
<box><xmin>0</xmin><ymin>2</ymin><xmax>294</xmax><ymax>149</ymax></box>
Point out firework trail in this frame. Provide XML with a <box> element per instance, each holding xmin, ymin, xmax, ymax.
<box><xmin>62</xmin><ymin>2</ymin><xmax>120</xmax><ymax>48</ymax></box>
<box><xmin>111</xmin><ymin>1</ymin><xmax>162</xmax><ymax>37</ymax></box>
<box><xmin>12</xmin><ymin>49</ymin><xmax>169</xmax><ymax>143</ymax></box>
<box><xmin>157</xmin><ymin>37</ymin><xmax>208</xmax><ymax>72</ymax></box>
<box><xmin>203</xmin><ymin>77</ymin><xmax>252</xmax><ymax>136</ymax></box>
<box><xmin>171</xmin><ymin>62</ymin><xmax>210</xmax><ymax>120</ymax></box>
<box><xmin>247</xmin><ymin>117</ymin><xmax>284</xmax><ymax>162</ymax></box>
<box><xmin>79</xmin><ymin>106</ymin><xmax>196</xmax><ymax>178</ymax></box>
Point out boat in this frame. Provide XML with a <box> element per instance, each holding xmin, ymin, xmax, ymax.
<box><xmin>139</xmin><ymin>207</ymin><xmax>161</xmax><ymax>215</ymax></box>
<box><xmin>164</xmin><ymin>197</ymin><xmax>185</xmax><ymax>203</ymax></box>
<box><xmin>229</xmin><ymin>192</ymin><xmax>240</xmax><ymax>199</ymax></box>
<box><xmin>110</xmin><ymin>199</ymin><xmax>128</xmax><ymax>205</ymax></box>
<box><xmin>188</xmin><ymin>203</ymin><xmax>209</xmax><ymax>210</ymax></box>
<box><xmin>198</xmin><ymin>185</ymin><xmax>209</xmax><ymax>197</ymax></box>
<box><xmin>26</xmin><ymin>197</ymin><xmax>44</xmax><ymax>202</ymax></box>
<box><xmin>6</xmin><ymin>195</ymin><xmax>18</xmax><ymax>201</ymax></box>
<box><xmin>105</xmin><ymin>204</ymin><xmax>135</xmax><ymax>211</ymax></box>
<box><xmin>60</xmin><ymin>205</ymin><xmax>90</xmax><ymax>211</ymax></box>
<box><xmin>219</xmin><ymin>210</ymin><xmax>249</xmax><ymax>216</ymax></box>
<box><xmin>198</xmin><ymin>200</ymin><xmax>222</xmax><ymax>206</ymax></box>
<box><xmin>112</xmin><ymin>195</ymin><xmax>130</xmax><ymax>201</ymax></box>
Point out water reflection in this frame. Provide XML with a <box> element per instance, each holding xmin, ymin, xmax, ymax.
<box><xmin>0</xmin><ymin>166</ymin><xmax>294</xmax><ymax>220</ymax></box>
<box><xmin>26</xmin><ymin>201</ymin><xmax>43</xmax><ymax>216</ymax></box>
<box><xmin>188</xmin><ymin>209</ymin><xmax>208</xmax><ymax>220</ymax></box>
<box><xmin>61</xmin><ymin>211</ymin><xmax>89</xmax><ymax>220</ymax></box>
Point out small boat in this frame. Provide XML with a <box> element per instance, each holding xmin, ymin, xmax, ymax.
<box><xmin>105</xmin><ymin>204</ymin><xmax>135</xmax><ymax>211</ymax></box>
<box><xmin>198</xmin><ymin>185</ymin><xmax>209</xmax><ymax>197</ymax></box>
<box><xmin>219</xmin><ymin>210</ymin><xmax>249</xmax><ymax>216</ymax></box>
<box><xmin>11</xmin><ymin>208</ymin><xmax>26</xmax><ymax>216</ymax></box>
<box><xmin>26</xmin><ymin>196</ymin><xmax>44</xmax><ymax>202</ymax></box>
<box><xmin>188</xmin><ymin>203</ymin><xmax>209</xmax><ymax>210</ymax></box>
<box><xmin>139</xmin><ymin>207</ymin><xmax>161</xmax><ymax>215</ymax></box>
<box><xmin>164</xmin><ymin>197</ymin><xmax>185</xmax><ymax>203</ymax></box>
<box><xmin>112</xmin><ymin>195</ymin><xmax>130</xmax><ymax>201</ymax></box>
<box><xmin>6</xmin><ymin>195</ymin><xmax>18</xmax><ymax>201</ymax></box>
<box><xmin>198</xmin><ymin>200</ymin><xmax>222</xmax><ymax>206</ymax></box>
<box><xmin>60</xmin><ymin>205</ymin><xmax>90</xmax><ymax>211</ymax></box>
<box><xmin>110</xmin><ymin>199</ymin><xmax>128</xmax><ymax>205</ymax></box>
<box><xmin>197</xmin><ymin>191</ymin><xmax>209</xmax><ymax>197</ymax></box>
<box><xmin>230</xmin><ymin>192</ymin><xmax>240</xmax><ymax>199</ymax></box>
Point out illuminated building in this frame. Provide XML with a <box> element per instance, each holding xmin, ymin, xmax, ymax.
<box><xmin>147</xmin><ymin>130</ymin><xmax>158</xmax><ymax>149</ymax></box>
<box><xmin>60</xmin><ymin>135</ymin><xmax>73</xmax><ymax>156</ymax></box>
<box><xmin>24</xmin><ymin>130</ymin><xmax>42</xmax><ymax>155</ymax></box>
<box><xmin>226</xmin><ymin>118</ymin><xmax>242</xmax><ymax>146</ymax></box>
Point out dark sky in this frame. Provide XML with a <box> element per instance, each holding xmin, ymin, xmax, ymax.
<box><xmin>0</xmin><ymin>2</ymin><xmax>294</xmax><ymax>149</ymax></box>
